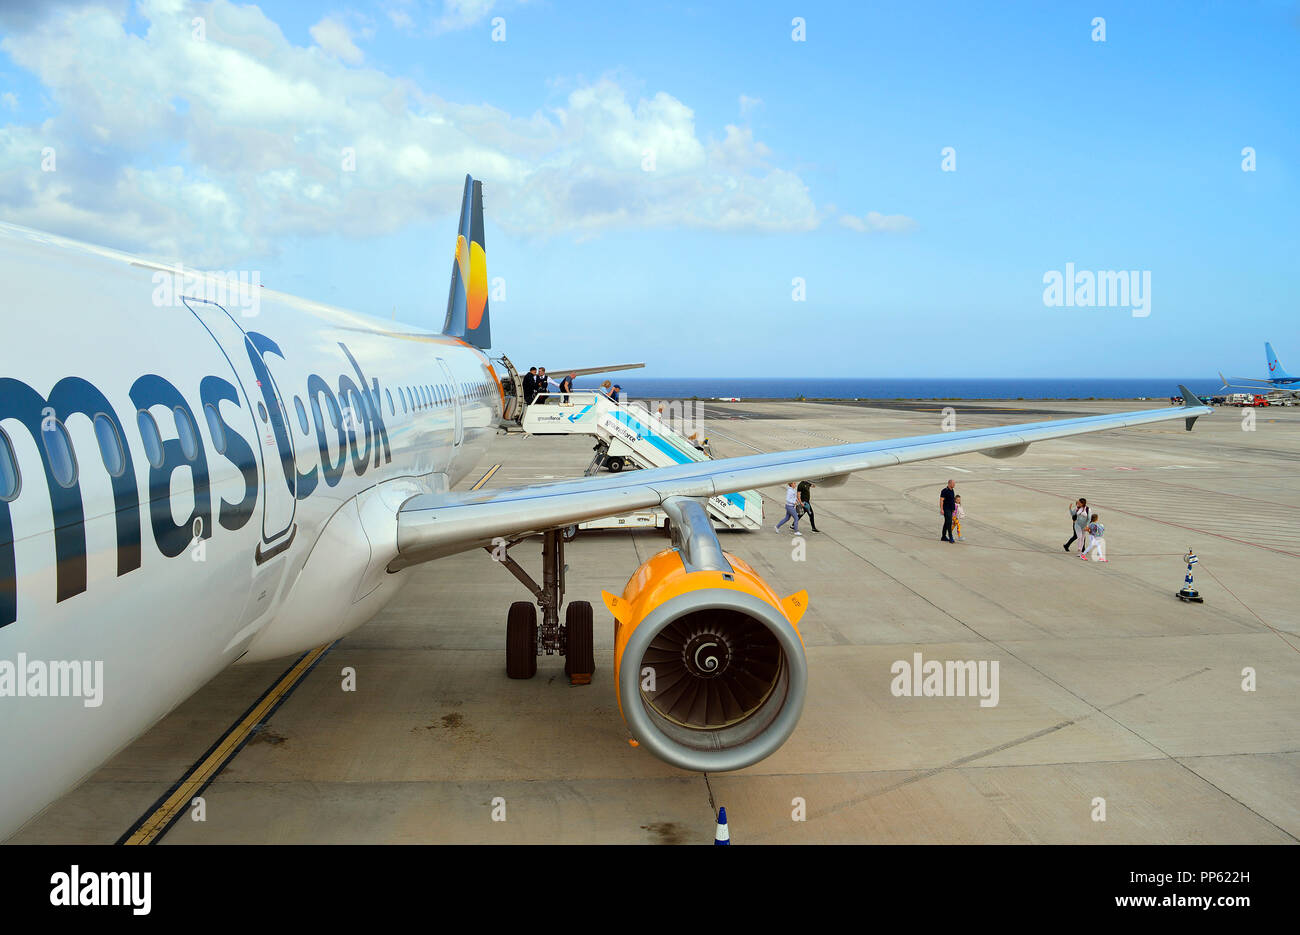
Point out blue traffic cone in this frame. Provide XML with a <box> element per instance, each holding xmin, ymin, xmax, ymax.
<box><xmin>714</xmin><ymin>807</ymin><xmax>730</xmax><ymax>845</ymax></box>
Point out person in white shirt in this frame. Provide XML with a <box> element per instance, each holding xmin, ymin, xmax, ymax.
<box><xmin>1081</xmin><ymin>514</ymin><xmax>1107</xmax><ymax>562</ymax></box>
<box><xmin>774</xmin><ymin>482</ymin><xmax>802</xmax><ymax>535</ymax></box>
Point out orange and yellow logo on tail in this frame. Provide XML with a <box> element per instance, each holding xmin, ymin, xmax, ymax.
<box><xmin>442</xmin><ymin>175</ymin><xmax>492</xmax><ymax>349</ymax></box>
<box><xmin>467</xmin><ymin>240</ymin><xmax>487</xmax><ymax>329</ymax></box>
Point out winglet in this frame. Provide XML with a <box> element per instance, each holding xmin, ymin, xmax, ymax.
<box><xmin>1178</xmin><ymin>384</ymin><xmax>1205</xmax><ymax>431</ymax></box>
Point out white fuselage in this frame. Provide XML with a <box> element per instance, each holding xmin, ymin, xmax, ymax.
<box><xmin>0</xmin><ymin>223</ymin><xmax>499</xmax><ymax>838</ymax></box>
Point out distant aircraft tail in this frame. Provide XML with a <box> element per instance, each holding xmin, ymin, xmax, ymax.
<box><xmin>1265</xmin><ymin>342</ymin><xmax>1291</xmax><ymax>380</ymax></box>
<box><xmin>442</xmin><ymin>175</ymin><xmax>491</xmax><ymax>349</ymax></box>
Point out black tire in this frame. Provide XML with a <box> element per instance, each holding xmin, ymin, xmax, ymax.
<box><xmin>506</xmin><ymin>602</ymin><xmax>537</xmax><ymax>679</ymax></box>
<box><xmin>607</xmin><ymin>457</ymin><xmax>624</xmax><ymax>473</ymax></box>
<box><xmin>563</xmin><ymin>601</ymin><xmax>595</xmax><ymax>681</ymax></box>
<box><xmin>562</xmin><ymin>524</ymin><xmax>578</xmax><ymax>542</ymax></box>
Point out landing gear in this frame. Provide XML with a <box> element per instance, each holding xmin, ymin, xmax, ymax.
<box><xmin>506</xmin><ymin>602</ymin><xmax>537</xmax><ymax>679</ymax></box>
<box><xmin>564</xmin><ymin>601</ymin><xmax>595</xmax><ymax>684</ymax></box>
<box><xmin>487</xmin><ymin>528</ymin><xmax>595</xmax><ymax>685</ymax></box>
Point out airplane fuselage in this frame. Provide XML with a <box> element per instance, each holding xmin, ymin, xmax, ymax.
<box><xmin>0</xmin><ymin>223</ymin><xmax>500</xmax><ymax>837</ymax></box>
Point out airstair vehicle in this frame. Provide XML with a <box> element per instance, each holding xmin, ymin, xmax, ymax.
<box><xmin>520</xmin><ymin>390</ymin><xmax>765</xmax><ymax>533</ymax></box>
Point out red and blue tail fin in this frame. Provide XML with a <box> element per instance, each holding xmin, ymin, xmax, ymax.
<box><xmin>1265</xmin><ymin>342</ymin><xmax>1292</xmax><ymax>380</ymax></box>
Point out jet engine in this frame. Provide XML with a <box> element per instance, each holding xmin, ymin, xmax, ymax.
<box><xmin>602</xmin><ymin>497</ymin><xmax>808</xmax><ymax>772</ymax></box>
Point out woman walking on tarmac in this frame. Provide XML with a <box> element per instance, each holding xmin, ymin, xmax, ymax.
<box><xmin>1064</xmin><ymin>498</ymin><xmax>1088</xmax><ymax>552</ymax></box>
<box><xmin>775</xmin><ymin>482</ymin><xmax>802</xmax><ymax>535</ymax></box>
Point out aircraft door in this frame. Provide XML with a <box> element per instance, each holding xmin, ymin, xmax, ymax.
<box><xmin>184</xmin><ymin>298</ymin><xmax>297</xmax><ymax>559</ymax></box>
<box><xmin>436</xmin><ymin>358</ymin><xmax>464</xmax><ymax>447</ymax></box>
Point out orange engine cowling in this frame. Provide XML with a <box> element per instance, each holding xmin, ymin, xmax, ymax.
<box><xmin>602</xmin><ymin>526</ymin><xmax>808</xmax><ymax>772</ymax></box>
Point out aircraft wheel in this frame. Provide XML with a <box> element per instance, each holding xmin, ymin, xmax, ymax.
<box><xmin>563</xmin><ymin>601</ymin><xmax>595</xmax><ymax>684</ymax></box>
<box><xmin>607</xmin><ymin>457</ymin><xmax>625</xmax><ymax>473</ymax></box>
<box><xmin>562</xmin><ymin>524</ymin><xmax>578</xmax><ymax>542</ymax></box>
<box><xmin>506</xmin><ymin>602</ymin><xmax>537</xmax><ymax>679</ymax></box>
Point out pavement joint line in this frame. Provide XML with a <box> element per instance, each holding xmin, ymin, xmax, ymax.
<box><xmin>1201</xmin><ymin>566</ymin><xmax>1300</xmax><ymax>655</ymax></box>
<box><xmin>116</xmin><ymin>641</ymin><xmax>337</xmax><ymax>845</ymax></box>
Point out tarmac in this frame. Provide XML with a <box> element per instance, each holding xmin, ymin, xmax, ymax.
<box><xmin>8</xmin><ymin>399</ymin><xmax>1299</xmax><ymax>844</ymax></box>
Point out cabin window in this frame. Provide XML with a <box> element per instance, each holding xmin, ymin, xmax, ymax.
<box><xmin>257</xmin><ymin>401</ymin><xmax>268</xmax><ymax>423</ymax></box>
<box><xmin>0</xmin><ymin>428</ymin><xmax>19</xmax><ymax>501</ymax></box>
<box><xmin>41</xmin><ymin>418</ymin><xmax>78</xmax><ymax>489</ymax></box>
<box><xmin>174</xmin><ymin>407</ymin><xmax>199</xmax><ymax>461</ymax></box>
<box><xmin>93</xmin><ymin>413</ymin><xmax>126</xmax><ymax>477</ymax></box>
<box><xmin>325</xmin><ymin>393</ymin><xmax>341</xmax><ymax>428</ymax></box>
<box><xmin>203</xmin><ymin>403</ymin><xmax>228</xmax><ymax>455</ymax></box>
<box><xmin>137</xmin><ymin>410</ymin><xmax>165</xmax><ymax>469</ymax></box>
<box><xmin>346</xmin><ymin>389</ymin><xmax>366</xmax><ymax>432</ymax></box>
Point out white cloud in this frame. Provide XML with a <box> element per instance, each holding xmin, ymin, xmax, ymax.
<box><xmin>840</xmin><ymin>211</ymin><xmax>918</xmax><ymax>234</ymax></box>
<box><xmin>738</xmin><ymin>94</ymin><xmax>763</xmax><ymax>117</ymax></box>
<box><xmin>0</xmin><ymin>0</ymin><xmax>829</xmax><ymax>265</ymax></box>
<box><xmin>309</xmin><ymin>16</ymin><xmax>364</xmax><ymax>64</ymax></box>
<box><xmin>0</xmin><ymin>92</ymin><xmax>18</xmax><ymax>111</ymax></box>
<box><xmin>435</xmin><ymin>0</ymin><xmax>496</xmax><ymax>33</ymax></box>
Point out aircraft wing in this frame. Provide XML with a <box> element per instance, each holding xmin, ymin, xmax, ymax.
<box><xmin>1218</xmin><ymin>371</ymin><xmax>1277</xmax><ymax>390</ymax></box>
<box><xmin>393</xmin><ymin>390</ymin><xmax>1211</xmax><ymax>565</ymax></box>
<box><xmin>545</xmin><ymin>362</ymin><xmax>645</xmax><ymax>378</ymax></box>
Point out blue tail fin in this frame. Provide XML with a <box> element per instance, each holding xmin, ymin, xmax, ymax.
<box><xmin>442</xmin><ymin>175</ymin><xmax>491</xmax><ymax>349</ymax></box>
<box><xmin>1265</xmin><ymin>342</ymin><xmax>1291</xmax><ymax>380</ymax></box>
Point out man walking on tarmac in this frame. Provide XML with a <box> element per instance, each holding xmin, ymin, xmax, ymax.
<box><xmin>797</xmin><ymin>480</ymin><xmax>819</xmax><ymax>532</ymax></box>
<box><xmin>939</xmin><ymin>479</ymin><xmax>957</xmax><ymax>543</ymax></box>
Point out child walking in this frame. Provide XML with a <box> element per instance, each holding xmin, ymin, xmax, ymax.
<box><xmin>1081</xmin><ymin>513</ymin><xmax>1107</xmax><ymax>562</ymax></box>
<box><xmin>953</xmin><ymin>495</ymin><xmax>966</xmax><ymax>541</ymax></box>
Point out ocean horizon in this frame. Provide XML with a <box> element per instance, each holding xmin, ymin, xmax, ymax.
<box><xmin>587</xmin><ymin>377</ymin><xmax>1230</xmax><ymax>401</ymax></box>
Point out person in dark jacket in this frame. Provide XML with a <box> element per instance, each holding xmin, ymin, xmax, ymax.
<box><xmin>1064</xmin><ymin>498</ymin><xmax>1088</xmax><ymax>552</ymax></box>
<box><xmin>797</xmin><ymin>480</ymin><xmax>818</xmax><ymax>532</ymax></box>
<box><xmin>523</xmin><ymin>367</ymin><xmax>538</xmax><ymax>405</ymax></box>
<box><xmin>939</xmin><ymin>479</ymin><xmax>956</xmax><ymax>542</ymax></box>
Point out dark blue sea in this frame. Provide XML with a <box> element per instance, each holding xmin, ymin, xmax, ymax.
<box><xmin>603</xmin><ymin>378</ymin><xmax>1224</xmax><ymax>401</ymax></box>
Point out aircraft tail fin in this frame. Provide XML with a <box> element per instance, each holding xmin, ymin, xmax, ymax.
<box><xmin>1265</xmin><ymin>342</ymin><xmax>1291</xmax><ymax>380</ymax></box>
<box><xmin>442</xmin><ymin>175</ymin><xmax>491</xmax><ymax>349</ymax></box>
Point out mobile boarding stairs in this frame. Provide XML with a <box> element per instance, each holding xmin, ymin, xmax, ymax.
<box><xmin>521</xmin><ymin>390</ymin><xmax>764</xmax><ymax>533</ymax></box>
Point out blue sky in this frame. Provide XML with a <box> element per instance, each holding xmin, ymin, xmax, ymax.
<box><xmin>1</xmin><ymin>0</ymin><xmax>1296</xmax><ymax>377</ymax></box>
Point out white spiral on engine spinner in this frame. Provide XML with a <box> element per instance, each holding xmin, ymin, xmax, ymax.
<box><xmin>694</xmin><ymin>641</ymin><xmax>721</xmax><ymax>671</ymax></box>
